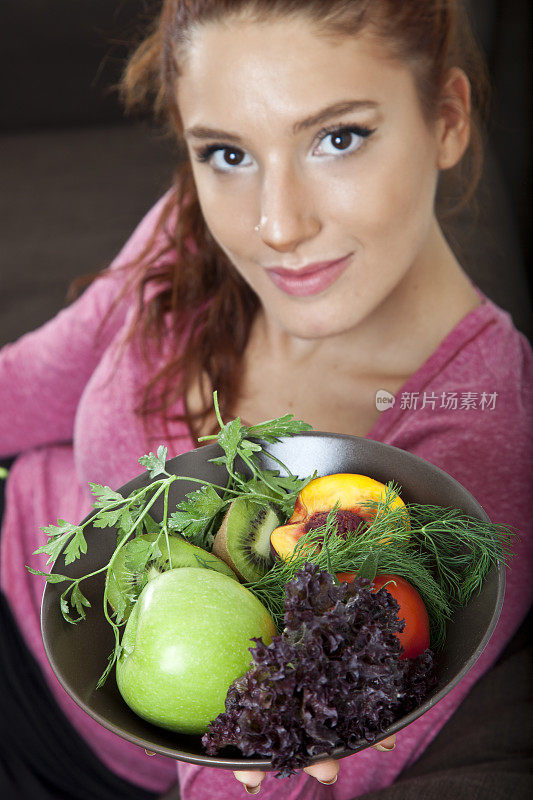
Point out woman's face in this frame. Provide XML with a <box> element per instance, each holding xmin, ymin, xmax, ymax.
<box><xmin>177</xmin><ymin>15</ymin><xmax>447</xmax><ymax>340</ymax></box>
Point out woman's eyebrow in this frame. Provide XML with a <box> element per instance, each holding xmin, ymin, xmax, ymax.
<box><xmin>184</xmin><ymin>99</ymin><xmax>378</xmax><ymax>142</ymax></box>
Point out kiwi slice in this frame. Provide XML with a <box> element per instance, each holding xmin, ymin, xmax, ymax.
<box><xmin>107</xmin><ymin>533</ymin><xmax>238</xmax><ymax>621</ymax></box>
<box><xmin>212</xmin><ymin>497</ymin><xmax>282</xmax><ymax>583</ymax></box>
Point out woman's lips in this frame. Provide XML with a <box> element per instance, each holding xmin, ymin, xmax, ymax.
<box><xmin>265</xmin><ymin>254</ymin><xmax>352</xmax><ymax>297</ymax></box>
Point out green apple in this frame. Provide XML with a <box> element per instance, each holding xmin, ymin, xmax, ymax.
<box><xmin>107</xmin><ymin>533</ymin><xmax>238</xmax><ymax>621</ymax></box>
<box><xmin>115</xmin><ymin>568</ymin><xmax>276</xmax><ymax>734</ymax></box>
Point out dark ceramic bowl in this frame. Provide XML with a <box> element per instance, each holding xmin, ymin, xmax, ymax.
<box><xmin>41</xmin><ymin>433</ymin><xmax>504</xmax><ymax>771</ymax></box>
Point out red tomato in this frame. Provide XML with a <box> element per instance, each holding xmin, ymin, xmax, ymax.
<box><xmin>336</xmin><ymin>572</ymin><xmax>430</xmax><ymax>659</ymax></box>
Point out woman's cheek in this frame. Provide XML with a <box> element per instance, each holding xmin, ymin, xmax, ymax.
<box><xmin>366</xmin><ymin>147</ymin><xmax>438</xmax><ymax>262</ymax></box>
<box><xmin>194</xmin><ymin>180</ymin><xmax>246</xmax><ymax>250</ymax></box>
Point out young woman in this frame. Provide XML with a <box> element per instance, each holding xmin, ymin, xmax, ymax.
<box><xmin>1</xmin><ymin>1</ymin><xmax>531</xmax><ymax>798</ymax></box>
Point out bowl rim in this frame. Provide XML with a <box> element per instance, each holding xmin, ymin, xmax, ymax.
<box><xmin>41</xmin><ymin>431</ymin><xmax>506</xmax><ymax>770</ymax></box>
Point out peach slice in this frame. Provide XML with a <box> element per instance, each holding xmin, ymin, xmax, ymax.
<box><xmin>270</xmin><ymin>473</ymin><xmax>408</xmax><ymax>560</ymax></box>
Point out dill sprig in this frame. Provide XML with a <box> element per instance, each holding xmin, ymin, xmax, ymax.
<box><xmin>406</xmin><ymin>504</ymin><xmax>514</xmax><ymax>604</ymax></box>
<box><xmin>245</xmin><ymin>507</ymin><xmax>452</xmax><ymax>648</ymax></box>
<box><xmin>353</xmin><ymin>491</ymin><xmax>514</xmax><ymax>611</ymax></box>
<box><xmin>245</xmin><ymin>493</ymin><xmax>515</xmax><ymax>650</ymax></box>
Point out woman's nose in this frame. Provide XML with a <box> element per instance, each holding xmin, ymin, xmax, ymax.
<box><xmin>258</xmin><ymin>164</ymin><xmax>321</xmax><ymax>252</ymax></box>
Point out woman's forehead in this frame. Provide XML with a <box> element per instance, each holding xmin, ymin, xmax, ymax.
<box><xmin>176</xmin><ymin>17</ymin><xmax>410</xmax><ymax>133</ymax></box>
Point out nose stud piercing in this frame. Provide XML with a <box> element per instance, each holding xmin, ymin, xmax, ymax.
<box><xmin>254</xmin><ymin>224</ymin><xmax>261</xmax><ymax>232</ymax></box>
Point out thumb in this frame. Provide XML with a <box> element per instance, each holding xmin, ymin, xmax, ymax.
<box><xmin>373</xmin><ymin>734</ymin><xmax>397</xmax><ymax>752</ymax></box>
<box><xmin>233</xmin><ymin>770</ymin><xmax>265</xmax><ymax>794</ymax></box>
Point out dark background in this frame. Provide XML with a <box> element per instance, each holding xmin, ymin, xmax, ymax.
<box><xmin>0</xmin><ymin>0</ymin><xmax>531</xmax><ymax>346</ymax></box>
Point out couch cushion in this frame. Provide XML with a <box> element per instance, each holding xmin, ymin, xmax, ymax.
<box><xmin>0</xmin><ymin>123</ymin><xmax>176</xmax><ymax>345</ymax></box>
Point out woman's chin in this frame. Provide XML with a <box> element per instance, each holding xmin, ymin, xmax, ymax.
<box><xmin>268</xmin><ymin>306</ymin><xmax>362</xmax><ymax>342</ymax></box>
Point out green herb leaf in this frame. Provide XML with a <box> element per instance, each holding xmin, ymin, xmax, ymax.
<box><xmin>358</xmin><ymin>549</ymin><xmax>380</xmax><ymax>581</ymax></box>
<box><xmin>89</xmin><ymin>483</ymin><xmax>125</xmax><ymax>507</ymax></box>
<box><xmin>60</xmin><ymin>595</ymin><xmax>71</xmax><ymax>621</ymax></box>
<box><xmin>71</xmin><ymin>584</ymin><xmax>91</xmax><ymax>618</ymax></box>
<box><xmin>239</xmin><ymin>475</ymin><xmax>283</xmax><ymax>501</ymax></box>
<box><xmin>239</xmin><ymin>440</ymin><xmax>263</xmax><ymax>455</ymax></box>
<box><xmin>217</xmin><ymin>417</ymin><xmax>244</xmax><ymax>468</ymax></box>
<box><xmin>261</xmin><ymin>472</ymin><xmax>313</xmax><ymax>493</ymax></box>
<box><xmin>60</xmin><ymin>583</ymin><xmax>91</xmax><ymax>624</ymax></box>
<box><xmin>40</xmin><ymin>518</ymin><xmax>77</xmax><ymax>540</ymax></box>
<box><xmin>63</xmin><ymin>528</ymin><xmax>88</xmax><ymax>565</ymax></box>
<box><xmin>323</xmin><ymin>538</ymin><xmax>340</xmax><ymax>585</ymax></box>
<box><xmin>34</xmin><ymin>521</ymin><xmax>83</xmax><ymax>565</ymax></box>
<box><xmin>96</xmin><ymin>643</ymin><xmax>120</xmax><ymax>689</ymax></box>
<box><xmin>124</xmin><ymin>536</ymin><xmax>162</xmax><ymax>573</ymax></box>
<box><xmin>141</xmin><ymin>512</ymin><xmax>161</xmax><ymax>535</ymax></box>
<box><xmin>248</xmin><ymin>470</ymin><xmax>315</xmax><ymax>516</ymax></box>
<box><xmin>107</xmin><ymin>576</ymin><xmax>128</xmax><ymax>625</ymax></box>
<box><xmin>92</xmin><ymin>507</ymin><xmax>126</xmax><ymax>529</ymax></box>
<box><xmin>139</xmin><ymin>445</ymin><xmax>168</xmax><ymax>478</ymax></box>
<box><xmin>26</xmin><ymin>568</ymin><xmax>71</xmax><ymax>584</ymax></box>
<box><xmin>245</xmin><ymin>415</ymin><xmax>313</xmax><ymax>442</ymax></box>
<box><xmin>169</xmin><ymin>485</ymin><xmax>226</xmax><ymax>547</ymax></box>
<box><xmin>207</xmin><ymin>456</ymin><xmax>228</xmax><ymax>467</ymax></box>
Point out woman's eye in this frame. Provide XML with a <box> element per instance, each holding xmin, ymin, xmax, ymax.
<box><xmin>196</xmin><ymin>146</ymin><xmax>253</xmax><ymax>172</ymax></box>
<box><xmin>313</xmin><ymin>126</ymin><xmax>374</xmax><ymax>158</ymax></box>
<box><xmin>195</xmin><ymin>125</ymin><xmax>374</xmax><ymax>169</ymax></box>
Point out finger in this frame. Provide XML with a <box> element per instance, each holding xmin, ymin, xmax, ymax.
<box><xmin>233</xmin><ymin>770</ymin><xmax>265</xmax><ymax>794</ymax></box>
<box><xmin>303</xmin><ymin>758</ymin><xmax>339</xmax><ymax>785</ymax></box>
<box><xmin>373</xmin><ymin>733</ymin><xmax>397</xmax><ymax>752</ymax></box>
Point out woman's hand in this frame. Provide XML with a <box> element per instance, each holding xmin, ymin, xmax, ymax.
<box><xmin>232</xmin><ymin>734</ymin><xmax>397</xmax><ymax>793</ymax></box>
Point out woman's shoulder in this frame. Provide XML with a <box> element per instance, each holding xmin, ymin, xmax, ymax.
<box><xmin>408</xmin><ymin>291</ymin><xmax>532</xmax><ymax>404</ymax></box>
<box><xmin>467</xmin><ymin>293</ymin><xmax>533</xmax><ymax>385</ymax></box>
<box><xmin>376</xmin><ymin>292</ymin><xmax>532</xmax><ymax>512</ymax></box>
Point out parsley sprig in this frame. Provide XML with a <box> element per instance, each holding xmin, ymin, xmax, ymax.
<box><xmin>168</xmin><ymin>392</ymin><xmax>314</xmax><ymax>547</ymax></box>
<box><xmin>28</xmin><ymin>392</ymin><xmax>312</xmax><ymax>684</ymax></box>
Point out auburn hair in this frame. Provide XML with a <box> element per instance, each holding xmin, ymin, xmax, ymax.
<box><xmin>84</xmin><ymin>0</ymin><xmax>490</xmax><ymax>445</ymax></box>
